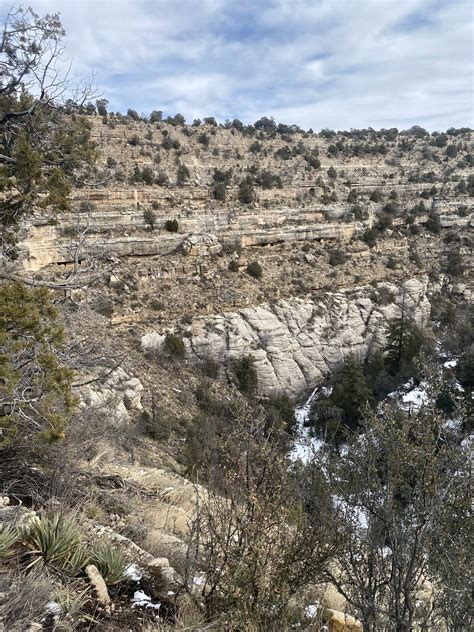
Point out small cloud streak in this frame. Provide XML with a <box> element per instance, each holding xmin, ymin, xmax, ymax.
<box><xmin>29</xmin><ymin>0</ymin><xmax>473</xmax><ymax>130</ymax></box>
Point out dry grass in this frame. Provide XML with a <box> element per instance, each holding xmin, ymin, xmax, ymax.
<box><xmin>0</xmin><ymin>568</ymin><xmax>53</xmax><ymax>631</ymax></box>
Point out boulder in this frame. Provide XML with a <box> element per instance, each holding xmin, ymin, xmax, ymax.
<box><xmin>323</xmin><ymin>608</ymin><xmax>363</xmax><ymax>632</ymax></box>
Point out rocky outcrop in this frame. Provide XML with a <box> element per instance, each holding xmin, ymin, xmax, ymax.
<box><xmin>142</xmin><ymin>277</ymin><xmax>431</xmax><ymax>396</ymax></box>
<box><xmin>77</xmin><ymin>367</ymin><xmax>143</xmax><ymax>422</ymax></box>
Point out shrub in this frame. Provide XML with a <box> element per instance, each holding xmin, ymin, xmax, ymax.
<box><xmin>370</xmin><ymin>189</ymin><xmax>383</xmax><ymax>202</ymax></box>
<box><xmin>128</xmin><ymin>134</ymin><xmax>140</xmax><ymax>146</ymax></box>
<box><xmin>164</xmin><ymin>332</ymin><xmax>186</xmax><ymax>357</ymax></box>
<box><xmin>249</xmin><ymin>141</ymin><xmax>263</xmax><ymax>154</ymax></box>
<box><xmin>162</xmin><ymin>135</ymin><xmax>174</xmax><ymax>150</ymax></box>
<box><xmin>228</xmin><ymin>259</ymin><xmax>240</xmax><ymax>272</ymax></box>
<box><xmin>246</xmin><ymin>261</ymin><xmax>262</xmax><ymax>279</ymax></box>
<box><xmin>456</xmin><ymin>348</ymin><xmax>474</xmax><ymax>390</ymax></box>
<box><xmin>256</xmin><ymin>169</ymin><xmax>282</xmax><ymax>189</ymax></box>
<box><xmin>149</xmin><ymin>299</ymin><xmax>164</xmax><ymax>311</ymax></box>
<box><xmin>141</xmin><ymin>166</ymin><xmax>154</xmax><ymax>185</ymax></box>
<box><xmin>446</xmin><ymin>248</ymin><xmax>465</xmax><ymax>277</ymax></box>
<box><xmin>327</xmin><ymin>166</ymin><xmax>337</xmax><ymax>179</ymax></box>
<box><xmin>234</xmin><ymin>355</ymin><xmax>258</xmax><ymax>394</ymax></box>
<box><xmin>139</xmin><ymin>406</ymin><xmax>173</xmax><ymax>441</ymax></box>
<box><xmin>150</xmin><ymin>110</ymin><xmax>163</xmax><ymax>123</ymax></box>
<box><xmin>165</xmin><ymin>219</ymin><xmax>179</xmax><ymax>232</ymax></box>
<box><xmin>127</xmin><ymin>109</ymin><xmax>140</xmax><ymax>121</ymax></box>
<box><xmin>177</xmin><ymin>163</ymin><xmax>190</xmax><ymax>185</ymax></box>
<box><xmin>91</xmin><ymin>544</ymin><xmax>127</xmax><ymax>586</ymax></box>
<box><xmin>386</xmin><ymin>256</ymin><xmax>397</xmax><ymax>270</ymax></box>
<box><xmin>213</xmin><ymin>182</ymin><xmax>227</xmax><ymax>200</ymax></box>
<box><xmin>91</xmin><ymin>296</ymin><xmax>114</xmax><ymax>317</ymax></box>
<box><xmin>238</xmin><ymin>177</ymin><xmax>255</xmax><ymax>204</ymax></box>
<box><xmin>213</xmin><ymin>168</ymin><xmax>232</xmax><ymax>185</ymax></box>
<box><xmin>197</xmin><ymin>133</ymin><xmax>210</xmax><ymax>146</ymax></box>
<box><xmin>265</xmin><ymin>394</ymin><xmax>296</xmax><ymax>435</ymax></box>
<box><xmin>143</xmin><ymin>208</ymin><xmax>156</xmax><ymax>230</ymax></box>
<box><xmin>155</xmin><ymin>170</ymin><xmax>168</xmax><ymax>186</ymax></box>
<box><xmin>329</xmin><ymin>249</ymin><xmax>347</xmax><ymax>266</ymax></box>
<box><xmin>426</xmin><ymin>211</ymin><xmax>441</xmax><ymax>234</ymax></box>
<box><xmin>304</xmin><ymin>154</ymin><xmax>321</xmax><ymax>169</ymax></box>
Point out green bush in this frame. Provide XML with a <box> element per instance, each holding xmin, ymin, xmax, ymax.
<box><xmin>234</xmin><ymin>355</ymin><xmax>258</xmax><ymax>395</ymax></box>
<box><xmin>143</xmin><ymin>208</ymin><xmax>156</xmax><ymax>230</ymax></box>
<box><xmin>426</xmin><ymin>211</ymin><xmax>441</xmax><ymax>234</ymax></box>
<box><xmin>165</xmin><ymin>219</ymin><xmax>179</xmax><ymax>232</ymax></box>
<box><xmin>456</xmin><ymin>348</ymin><xmax>474</xmax><ymax>389</ymax></box>
<box><xmin>327</xmin><ymin>166</ymin><xmax>337</xmax><ymax>179</ymax></box>
<box><xmin>141</xmin><ymin>166</ymin><xmax>154</xmax><ymax>185</ymax></box>
<box><xmin>213</xmin><ymin>182</ymin><xmax>227</xmax><ymax>200</ymax></box>
<box><xmin>128</xmin><ymin>134</ymin><xmax>140</xmax><ymax>146</ymax></box>
<box><xmin>238</xmin><ymin>177</ymin><xmax>255</xmax><ymax>204</ymax></box>
<box><xmin>91</xmin><ymin>296</ymin><xmax>114</xmax><ymax>317</ymax></box>
<box><xmin>177</xmin><ymin>163</ymin><xmax>190</xmax><ymax>185</ymax></box>
<box><xmin>370</xmin><ymin>189</ymin><xmax>383</xmax><ymax>202</ymax></box>
<box><xmin>246</xmin><ymin>261</ymin><xmax>262</xmax><ymax>279</ymax></box>
<box><xmin>446</xmin><ymin>248</ymin><xmax>465</xmax><ymax>277</ymax></box>
<box><xmin>329</xmin><ymin>249</ymin><xmax>347</xmax><ymax>266</ymax></box>
<box><xmin>164</xmin><ymin>332</ymin><xmax>186</xmax><ymax>357</ymax></box>
<box><xmin>197</xmin><ymin>133</ymin><xmax>210</xmax><ymax>146</ymax></box>
<box><xmin>149</xmin><ymin>299</ymin><xmax>164</xmax><ymax>311</ymax></box>
<box><xmin>155</xmin><ymin>171</ymin><xmax>168</xmax><ymax>186</ymax></box>
<box><xmin>228</xmin><ymin>259</ymin><xmax>240</xmax><ymax>272</ymax></box>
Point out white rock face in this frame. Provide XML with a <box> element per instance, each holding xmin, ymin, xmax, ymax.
<box><xmin>78</xmin><ymin>367</ymin><xmax>144</xmax><ymax>422</ymax></box>
<box><xmin>180</xmin><ymin>277</ymin><xmax>430</xmax><ymax>396</ymax></box>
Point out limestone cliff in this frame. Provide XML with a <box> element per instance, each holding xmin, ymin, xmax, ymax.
<box><xmin>142</xmin><ymin>277</ymin><xmax>431</xmax><ymax>395</ymax></box>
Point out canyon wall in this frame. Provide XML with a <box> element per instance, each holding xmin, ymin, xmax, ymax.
<box><xmin>142</xmin><ymin>276</ymin><xmax>431</xmax><ymax>396</ymax></box>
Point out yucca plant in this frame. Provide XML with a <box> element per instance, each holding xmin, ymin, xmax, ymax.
<box><xmin>20</xmin><ymin>514</ymin><xmax>87</xmax><ymax>573</ymax></box>
<box><xmin>0</xmin><ymin>524</ymin><xmax>18</xmax><ymax>558</ymax></box>
<box><xmin>61</xmin><ymin>544</ymin><xmax>90</xmax><ymax>575</ymax></box>
<box><xmin>91</xmin><ymin>543</ymin><xmax>127</xmax><ymax>586</ymax></box>
<box><xmin>52</xmin><ymin>584</ymin><xmax>93</xmax><ymax>630</ymax></box>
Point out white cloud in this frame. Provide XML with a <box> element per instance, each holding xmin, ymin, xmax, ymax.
<box><xmin>27</xmin><ymin>0</ymin><xmax>473</xmax><ymax>130</ymax></box>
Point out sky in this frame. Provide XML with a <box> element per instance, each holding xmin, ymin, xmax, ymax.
<box><xmin>15</xmin><ymin>0</ymin><xmax>474</xmax><ymax>130</ymax></box>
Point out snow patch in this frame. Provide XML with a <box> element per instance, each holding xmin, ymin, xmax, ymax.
<box><xmin>125</xmin><ymin>563</ymin><xmax>143</xmax><ymax>582</ymax></box>
<box><xmin>290</xmin><ymin>387</ymin><xmax>332</xmax><ymax>464</ymax></box>
<box><xmin>45</xmin><ymin>601</ymin><xmax>62</xmax><ymax>615</ymax></box>
<box><xmin>305</xmin><ymin>603</ymin><xmax>319</xmax><ymax>619</ymax></box>
<box><xmin>132</xmin><ymin>590</ymin><xmax>161</xmax><ymax>611</ymax></box>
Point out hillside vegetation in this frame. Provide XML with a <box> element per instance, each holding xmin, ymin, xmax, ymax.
<box><xmin>0</xmin><ymin>6</ymin><xmax>473</xmax><ymax>632</ymax></box>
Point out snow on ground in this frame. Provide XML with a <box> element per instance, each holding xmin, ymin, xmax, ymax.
<box><xmin>443</xmin><ymin>359</ymin><xmax>458</xmax><ymax>369</ymax></box>
<box><xmin>289</xmin><ymin>387</ymin><xmax>327</xmax><ymax>464</ymax></box>
<box><xmin>125</xmin><ymin>563</ymin><xmax>143</xmax><ymax>582</ymax></box>
<box><xmin>305</xmin><ymin>603</ymin><xmax>319</xmax><ymax>618</ymax></box>
<box><xmin>401</xmin><ymin>384</ymin><xmax>429</xmax><ymax>409</ymax></box>
<box><xmin>131</xmin><ymin>590</ymin><xmax>161</xmax><ymax>610</ymax></box>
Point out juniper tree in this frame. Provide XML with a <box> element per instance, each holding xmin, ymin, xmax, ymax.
<box><xmin>0</xmin><ymin>5</ymin><xmax>96</xmax><ymax>254</ymax></box>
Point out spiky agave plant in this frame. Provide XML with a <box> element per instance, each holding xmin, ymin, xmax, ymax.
<box><xmin>0</xmin><ymin>524</ymin><xmax>18</xmax><ymax>558</ymax></box>
<box><xmin>20</xmin><ymin>514</ymin><xmax>88</xmax><ymax>574</ymax></box>
<box><xmin>90</xmin><ymin>543</ymin><xmax>127</xmax><ymax>586</ymax></box>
